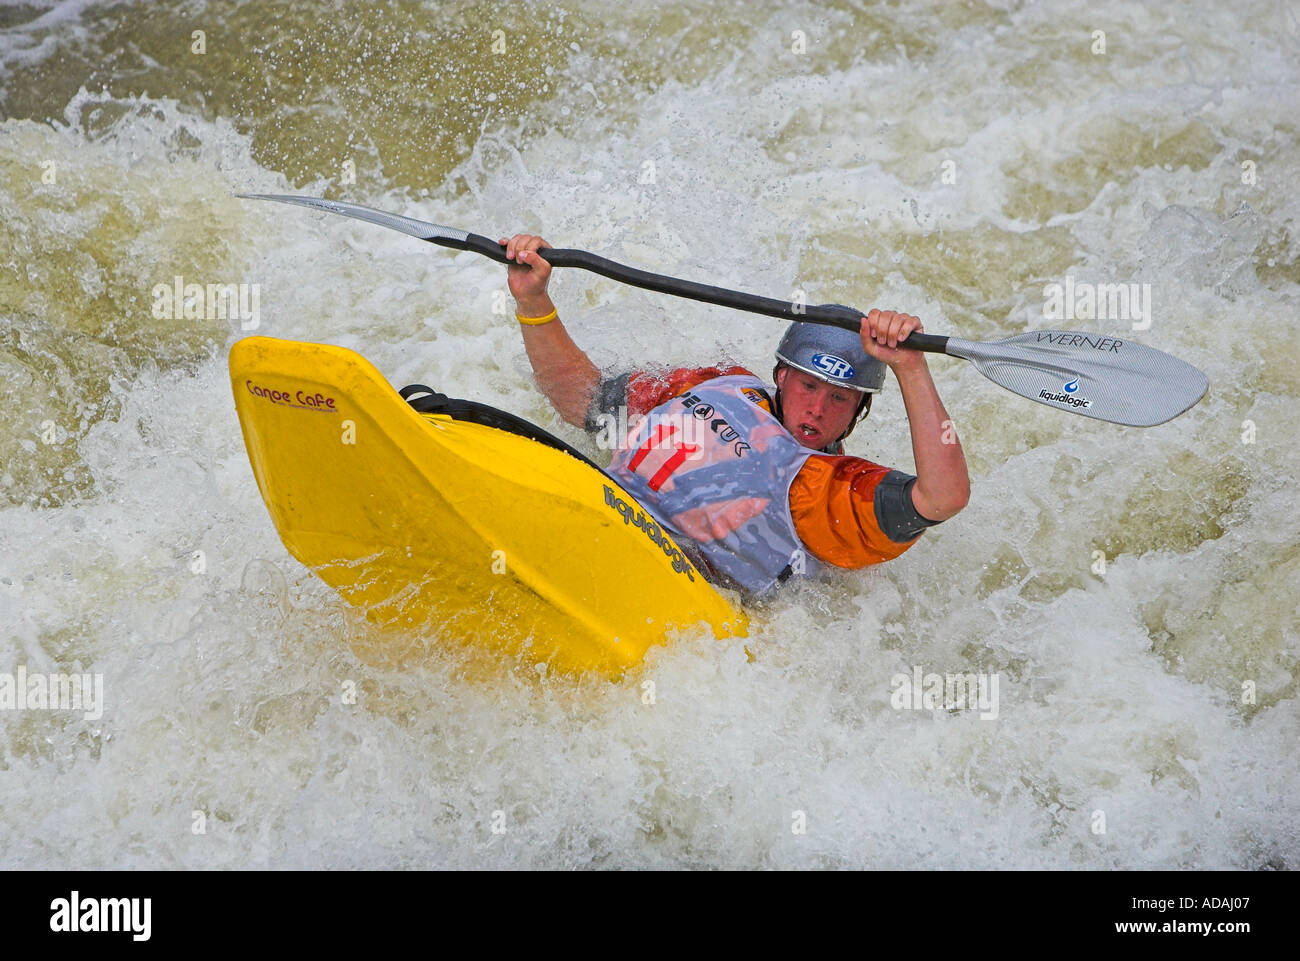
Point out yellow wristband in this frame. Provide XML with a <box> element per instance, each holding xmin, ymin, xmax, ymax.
<box><xmin>516</xmin><ymin>308</ymin><xmax>558</xmax><ymax>326</ymax></box>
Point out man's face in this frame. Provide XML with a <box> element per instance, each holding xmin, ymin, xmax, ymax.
<box><xmin>776</xmin><ymin>366</ymin><xmax>860</xmax><ymax>450</ymax></box>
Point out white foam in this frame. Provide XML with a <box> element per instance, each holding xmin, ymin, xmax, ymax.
<box><xmin>1</xmin><ymin>0</ymin><xmax>1297</xmax><ymax>869</ymax></box>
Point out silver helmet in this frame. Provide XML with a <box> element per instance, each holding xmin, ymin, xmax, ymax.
<box><xmin>774</xmin><ymin>314</ymin><xmax>886</xmax><ymax>393</ymax></box>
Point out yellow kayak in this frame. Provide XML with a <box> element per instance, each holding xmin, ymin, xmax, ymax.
<box><xmin>229</xmin><ymin>336</ymin><xmax>746</xmax><ymax>676</ymax></box>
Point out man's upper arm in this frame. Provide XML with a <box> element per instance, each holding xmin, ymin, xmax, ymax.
<box><xmin>585</xmin><ymin>366</ymin><xmax>753</xmax><ymax>430</ymax></box>
<box><xmin>789</xmin><ymin>456</ymin><xmax>943</xmax><ymax>568</ymax></box>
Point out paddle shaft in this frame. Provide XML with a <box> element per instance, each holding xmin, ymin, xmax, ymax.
<box><xmin>234</xmin><ymin>193</ymin><xmax>1209</xmax><ymax>426</ymax></box>
<box><xmin>427</xmin><ymin>230</ymin><xmax>951</xmax><ymax>353</ymax></box>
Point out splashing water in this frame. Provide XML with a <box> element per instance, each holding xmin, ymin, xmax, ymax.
<box><xmin>1</xmin><ymin>0</ymin><xmax>1297</xmax><ymax>869</ymax></box>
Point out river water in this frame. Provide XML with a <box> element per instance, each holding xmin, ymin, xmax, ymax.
<box><xmin>1</xmin><ymin>0</ymin><xmax>1297</xmax><ymax>868</ymax></box>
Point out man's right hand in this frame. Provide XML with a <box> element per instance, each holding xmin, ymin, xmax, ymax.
<box><xmin>500</xmin><ymin>233</ymin><xmax>554</xmax><ymax>314</ymax></box>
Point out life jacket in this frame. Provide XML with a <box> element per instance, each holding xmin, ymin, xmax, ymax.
<box><xmin>607</xmin><ymin>374</ymin><xmax>829</xmax><ymax>594</ymax></box>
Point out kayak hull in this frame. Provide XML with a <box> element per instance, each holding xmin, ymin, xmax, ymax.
<box><xmin>229</xmin><ymin>336</ymin><xmax>746</xmax><ymax>675</ymax></box>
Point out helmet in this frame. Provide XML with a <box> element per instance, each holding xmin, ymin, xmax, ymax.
<box><xmin>773</xmin><ymin>312</ymin><xmax>886</xmax><ymax>393</ymax></box>
<box><xmin>772</xmin><ymin>310</ymin><xmax>884</xmax><ymax>450</ymax></box>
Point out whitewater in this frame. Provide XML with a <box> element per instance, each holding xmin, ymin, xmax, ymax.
<box><xmin>1</xmin><ymin>0</ymin><xmax>1296</xmax><ymax>868</ymax></box>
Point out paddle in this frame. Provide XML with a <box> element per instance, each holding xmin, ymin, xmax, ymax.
<box><xmin>237</xmin><ymin>193</ymin><xmax>1209</xmax><ymax>427</ymax></box>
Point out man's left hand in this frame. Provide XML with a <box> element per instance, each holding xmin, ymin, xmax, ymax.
<box><xmin>859</xmin><ymin>309</ymin><xmax>926</xmax><ymax>371</ymax></box>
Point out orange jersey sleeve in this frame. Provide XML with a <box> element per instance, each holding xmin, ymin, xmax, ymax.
<box><xmin>789</xmin><ymin>455</ymin><xmax>923</xmax><ymax>568</ymax></box>
<box><xmin>624</xmin><ymin>366</ymin><xmax>757</xmax><ymax>416</ymax></box>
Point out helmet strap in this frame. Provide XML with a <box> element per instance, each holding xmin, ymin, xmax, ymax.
<box><xmin>835</xmin><ymin>393</ymin><xmax>873</xmax><ymax>446</ymax></box>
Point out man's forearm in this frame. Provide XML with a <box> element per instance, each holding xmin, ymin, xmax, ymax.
<box><xmin>894</xmin><ymin>360</ymin><xmax>970</xmax><ymax>521</ymax></box>
<box><xmin>515</xmin><ymin>293</ymin><xmax>600</xmax><ymax>428</ymax></box>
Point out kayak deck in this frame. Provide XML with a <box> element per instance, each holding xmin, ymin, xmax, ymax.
<box><xmin>229</xmin><ymin>336</ymin><xmax>746</xmax><ymax>676</ymax></box>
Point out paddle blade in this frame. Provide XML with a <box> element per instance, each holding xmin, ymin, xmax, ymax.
<box><xmin>236</xmin><ymin>193</ymin><xmax>469</xmax><ymax>243</ymax></box>
<box><xmin>942</xmin><ymin>330</ymin><xmax>1208</xmax><ymax>427</ymax></box>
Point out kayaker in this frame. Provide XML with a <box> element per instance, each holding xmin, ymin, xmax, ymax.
<box><xmin>502</xmin><ymin>233</ymin><xmax>971</xmax><ymax>593</ymax></box>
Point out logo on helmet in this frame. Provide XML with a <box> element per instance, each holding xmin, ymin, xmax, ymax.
<box><xmin>810</xmin><ymin>353</ymin><xmax>855</xmax><ymax>380</ymax></box>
